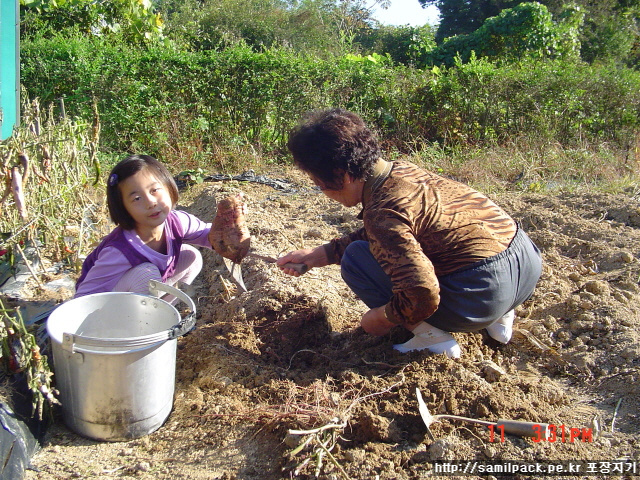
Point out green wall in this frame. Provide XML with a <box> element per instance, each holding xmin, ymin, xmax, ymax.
<box><xmin>0</xmin><ymin>0</ymin><xmax>19</xmax><ymax>140</ymax></box>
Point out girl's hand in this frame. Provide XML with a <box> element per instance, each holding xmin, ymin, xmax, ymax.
<box><xmin>277</xmin><ymin>246</ymin><xmax>328</xmax><ymax>276</ymax></box>
<box><xmin>361</xmin><ymin>305</ymin><xmax>396</xmax><ymax>336</ymax></box>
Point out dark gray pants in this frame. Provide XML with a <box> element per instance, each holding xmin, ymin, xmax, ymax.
<box><xmin>340</xmin><ymin>227</ymin><xmax>542</xmax><ymax>332</ymax></box>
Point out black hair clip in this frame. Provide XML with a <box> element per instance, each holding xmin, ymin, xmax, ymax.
<box><xmin>108</xmin><ymin>173</ymin><xmax>119</xmax><ymax>186</ymax></box>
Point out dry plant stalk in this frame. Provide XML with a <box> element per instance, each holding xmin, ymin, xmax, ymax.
<box><xmin>0</xmin><ymin>298</ymin><xmax>60</xmax><ymax>420</ymax></box>
<box><xmin>10</xmin><ymin>166</ymin><xmax>28</xmax><ymax>221</ymax></box>
<box><xmin>283</xmin><ymin>367</ymin><xmax>407</xmax><ymax>479</ymax></box>
<box><xmin>197</xmin><ymin>380</ymin><xmax>341</xmax><ymax>427</ymax></box>
<box><xmin>0</xmin><ymin>96</ymin><xmax>107</xmax><ymax>276</ymax></box>
<box><xmin>192</xmin><ymin>382</ymin><xmax>348</xmax><ymax>476</ymax></box>
<box><xmin>0</xmin><ymin>168</ymin><xmax>12</xmax><ymax>217</ymax></box>
<box><xmin>288</xmin><ymin>417</ymin><xmax>349</xmax><ymax>479</ymax></box>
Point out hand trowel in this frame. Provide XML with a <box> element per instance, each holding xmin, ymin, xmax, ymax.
<box><xmin>222</xmin><ymin>254</ymin><xmax>308</xmax><ymax>293</ymax></box>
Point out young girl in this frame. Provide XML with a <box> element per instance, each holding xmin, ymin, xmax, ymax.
<box><xmin>74</xmin><ymin>154</ymin><xmax>213</xmax><ymax>299</ymax></box>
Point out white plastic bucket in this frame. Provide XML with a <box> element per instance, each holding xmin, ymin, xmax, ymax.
<box><xmin>46</xmin><ymin>280</ymin><xmax>196</xmax><ymax>441</ymax></box>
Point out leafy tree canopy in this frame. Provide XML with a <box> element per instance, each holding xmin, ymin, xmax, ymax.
<box><xmin>420</xmin><ymin>0</ymin><xmax>521</xmax><ymax>42</ymax></box>
<box><xmin>419</xmin><ymin>0</ymin><xmax>640</xmax><ymax>64</ymax></box>
<box><xmin>20</xmin><ymin>0</ymin><xmax>164</xmax><ymax>42</ymax></box>
<box><xmin>425</xmin><ymin>2</ymin><xmax>583</xmax><ymax>66</ymax></box>
<box><xmin>157</xmin><ymin>0</ymin><xmax>379</xmax><ymax>56</ymax></box>
<box><xmin>355</xmin><ymin>23</ymin><xmax>436</xmax><ymax>66</ymax></box>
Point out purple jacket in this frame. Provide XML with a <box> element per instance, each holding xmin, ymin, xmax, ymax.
<box><xmin>75</xmin><ymin>210</ymin><xmax>211</xmax><ymax>297</ymax></box>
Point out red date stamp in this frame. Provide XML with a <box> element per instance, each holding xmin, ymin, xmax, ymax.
<box><xmin>488</xmin><ymin>424</ymin><xmax>594</xmax><ymax>443</ymax></box>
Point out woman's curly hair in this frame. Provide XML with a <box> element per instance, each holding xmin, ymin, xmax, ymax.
<box><xmin>287</xmin><ymin>108</ymin><xmax>381</xmax><ymax>190</ymax></box>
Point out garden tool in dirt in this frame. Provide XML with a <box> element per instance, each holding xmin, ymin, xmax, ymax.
<box><xmin>222</xmin><ymin>254</ymin><xmax>308</xmax><ymax>293</ymax></box>
<box><xmin>223</xmin><ymin>257</ymin><xmax>247</xmax><ymax>293</ymax></box>
<box><xmin>416</xmin><ymin>387</ymin><xmax>549</xmax><ymax>440</ymax></box>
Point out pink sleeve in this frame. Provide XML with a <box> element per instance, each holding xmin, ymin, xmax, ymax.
<box><xmin>74</xmin><ymin>246</ymin><xmax>134</xmax><ymax>297</ymax></box>
<box><xmin>174</xmin><ymin>210</ymin><xmax>212</xmax><ymax>249</ymax></box>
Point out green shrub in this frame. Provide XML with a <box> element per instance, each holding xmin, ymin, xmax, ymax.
<box><xmin>356</xmin><ymin>24</ymin><xmax>437</xmax><ymax>67</ymax></box>
<box><xmin>425</xmin><ymin>2</ymin><xmax>583</xmax><ymax>67</ymax></box>
<box><xmin>405</xmin><ymin>56</ymin><xmax>640</xmax><ymax>147</ymax></box>
<box><xmin>20</xmin><ymin>33</ymin><xmax>640</xmax><ymax>167</ymax></box>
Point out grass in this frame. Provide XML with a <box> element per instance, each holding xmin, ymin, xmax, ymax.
<box><xmin>408</xmin><ymin>137</ymin><xmax>640</xmax><ymax>195</ymax></box>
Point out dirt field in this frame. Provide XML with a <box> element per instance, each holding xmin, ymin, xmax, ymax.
<box><xmin>18</xmin><ymin>166</ymin><xmax>640</xmax><ymax>479</ymax></box>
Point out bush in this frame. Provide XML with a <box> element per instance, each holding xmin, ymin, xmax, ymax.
<box><xmin>405</xmin><ymin>56</ymin><xmax>640</xmax><ymax>147</ymax></box>
<box><xmin>356</xmin><ymin>24</ymin><xmax>437</xmax><ymax>67</ymax></box>
<box><xmin>20</xmin><ymin>34</ymin><xmax>640</xmax><ymax>167</ymax></box>
<box><xmin>425</xmin><ymin>2</ymin><xmax>583</xmax><ymax>67</ymax></box>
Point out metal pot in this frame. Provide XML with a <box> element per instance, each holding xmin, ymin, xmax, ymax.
<box><xmin>47</xmin><ymin>280</ymin><xmax>195</xmax><ymax>441</ymax></box>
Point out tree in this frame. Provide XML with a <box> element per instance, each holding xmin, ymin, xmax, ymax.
<box><xmin>20</xmin><ymin>0</ymin><xmax>164</xmax><ymax>42</ymax></box>
<box><xmin>425</xmin><ymin>2</ymin><xmax>583</xmax><ymax>66</ymax></box>
<box><xmin>419</xmin><ymin>0</ymin><xmax>521</xmax><ymax>42</ymax></box>
<box><xmin>575</xmin><ymin>0</ymin><xmax>640</xmax><ymax>64</ymax></box>
<box><xmin>420</xmin><ymin>0</ymin><xmax>640</xmax><ymax>65</ymax></box>
<box><xmin>356</xmin><ymin>24</ymin><xmax>437</xmax><ymax>65</ymax></box>
<box><xmin>158</xmin><ymin>0</ymin><xmax>379</xmax><ymax>56</ymax></box>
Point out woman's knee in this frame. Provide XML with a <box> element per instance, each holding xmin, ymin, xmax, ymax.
<box><xmin>341</xmin><ymin>241</ymin><xmax>372</xmax><ymax>275</ymax></box>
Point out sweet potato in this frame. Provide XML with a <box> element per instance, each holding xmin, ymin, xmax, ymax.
<box><xmin>11</xmin><ymin>166</ymin><xmax>28</xmax><ymax>221</ymax></box>
<box><xmin>18</xmin><ymin>152</ymin><xmax>29</xmax><ymax>186</ymax></box>
<box><xmin>209</xmin><ymin>192</ymin><xmax>251</xmax><ymax>263</ymax></box>
<box><xmin>0</xmin><ymin>170</ymin><xmax>12</xmax><ymax>217</ymax></box>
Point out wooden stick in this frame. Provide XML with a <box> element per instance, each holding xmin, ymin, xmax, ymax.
<box><xmin>14</xmin><ymin>242</ymin><xmax>43</xmax><ymax>289</ymax></box>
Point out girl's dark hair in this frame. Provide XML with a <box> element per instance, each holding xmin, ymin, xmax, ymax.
<box><xmin>287</xmin><ymin>108</ymin><xmax>381</xmax><ymax>190</ymax></box>
<box><xmin>107</xmin><ymin>154</ymin><xmax>179</xmax><ymax>230</ymax></box>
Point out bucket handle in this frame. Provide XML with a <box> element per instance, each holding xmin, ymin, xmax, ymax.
<box><xmin>62</xmin><ymin>281</ymin><xmax>196</xmax><ymax>354</ymax></box>
<box><xmin>148</xmin><ymin>280</ymin><xmax>196</xmax><ymax>339</ymax></box>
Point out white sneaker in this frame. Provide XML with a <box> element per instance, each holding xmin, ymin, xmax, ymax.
<box><xmin>393</xmin><ymin>322</ymin><xmax>461</xmax><ymax>358</ymax></box>
<box><xmin>486</xmin><ymin>310</ymin><xmax>515</xmax><ymax>344</ymax></box>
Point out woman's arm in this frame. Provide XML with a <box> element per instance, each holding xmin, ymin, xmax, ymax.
<box><xmin>366</xmin><ymin>209</ymin><xmax>441</xmax><ymax>327</ymax></box>
<box><xmin>276</xmin><ymin>245</ymin><xmax>329</xmax><ymax>276</ymax></box>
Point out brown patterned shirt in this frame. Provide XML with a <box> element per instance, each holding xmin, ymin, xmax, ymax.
<box><xmin>323</xmin><ymin>160</ymin><xmax>517</xmax><ymax>326</ymax></box>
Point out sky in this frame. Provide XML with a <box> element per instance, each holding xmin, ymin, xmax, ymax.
<box><xmin>371</xmin><ymin>0</ymin><xmax>440</xmax><ymax>26</ymax></box>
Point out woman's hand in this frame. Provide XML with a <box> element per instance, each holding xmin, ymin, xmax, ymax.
<box><xmin>361</xmin><ymin>305</ymin><xmax>396</xmax><ymax>336</ymax></box>
<box><xmin>276</xmin><ymin>245</ymin><xmax>329</xmax><ymax>276</ymax></box>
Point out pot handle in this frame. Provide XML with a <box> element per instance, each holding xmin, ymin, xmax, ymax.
<box><xmin>148</xmin><ymin>280</ymin><xmax>197</xmax><ymax>339</ymax></box>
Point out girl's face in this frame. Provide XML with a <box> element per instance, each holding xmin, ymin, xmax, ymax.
<box><xmin>119</xmin><ymin>169</ymin><xmax>173</xmax><ymax>237</ymax></box>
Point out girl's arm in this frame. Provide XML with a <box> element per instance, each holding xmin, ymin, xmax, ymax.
<box><xmin>74</xmin><ymin>246</ymin><xmax>133</xmax><ymax>297</ymax></box>
<box><xmin>174</xmin><ymin>210</ymin><xmax>212</xmax><ymax>248</ymax></box>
